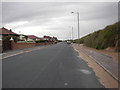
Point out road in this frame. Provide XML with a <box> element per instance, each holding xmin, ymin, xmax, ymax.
<box><xmin>3</xmin><ymin>42</ymin><xmax>104</xmax><ymax>88</ymax></box>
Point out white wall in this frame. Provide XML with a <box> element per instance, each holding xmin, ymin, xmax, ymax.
<box><xmin>27</xmin><ymin>38</ymin><xmax>34</xmax><ymax>41</ymax></box>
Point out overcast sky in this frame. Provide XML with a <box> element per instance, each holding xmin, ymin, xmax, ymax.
<box><xmin>2</xmin><ymin>2</ymin><xmax>118</xmax><ymax>40</ymax></box>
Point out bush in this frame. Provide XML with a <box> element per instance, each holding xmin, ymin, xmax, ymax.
<box><xmin>35</xmin><ymin>40</ymin><xmax>49</xmax><ymax>43</ymax></box>
<box><xmin>27</xmin><ymin>41</ymin><xmax>34</xmax><ymax>42</ymax></box>
<box><xmin>12</xmin><ymin>36</ymin><xmax>18</xmax><ymax>42</ymax></box>
<box><xmin>2</xmin><ymin>35</ymin><xmax>18</xmax><ymax>42</ymax></box>
<box><xmin>2</xmin><ymin>36</ymin><xmax>11</xmax><ymax>41</ymax></box>
<box><xmin>73</xmin><ymin>21</ymin><xmax>120</xmax><ymax>51</ymax></box>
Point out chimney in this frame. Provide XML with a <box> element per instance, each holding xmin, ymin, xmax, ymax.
<box><xmin>10</xmin><ymin>29</ymin><xmax>12</xmax><ymax>32</ymax></box>
<box><xmin>9</xmin><ymin>29</ymin><xmax>12</xmax><ymax>34</ymax></box>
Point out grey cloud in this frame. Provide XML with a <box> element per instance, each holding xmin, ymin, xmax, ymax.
<box><xmin>3</xmin><ymin>2</ymin><xmax>117</xmax><ymax>24</ymax></box>
<box><xmin>2</xmin><ymin>2</ymin><xmax>68</xmax><ymax>24</ymax></box>
<box><xmin>2</xmin><ymin>2</ymin><xmax>118</xmax><ymax>40</ymax></box>
<box><xmin>0</xmin><ymin>2</ymin><xmax>2</xmax><ymax>27</ymax></box>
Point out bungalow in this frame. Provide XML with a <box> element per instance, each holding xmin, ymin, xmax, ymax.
<box><xmin>43</xmin><ymin>36</ymin><xmax>52</xmax><ymax>41</ymax></box>
<box><xmin>43</xmin><ymin>36</ymin><xmax>58</xmax><ymax>42</ymax></box>
<box><xmin>52</xmin><ymin>36</ymin><xmax>58</xmax><ymax>42</ymax></box>
<box><xmin>27</xmin><ymin>35</ymin><xmax>41</xmax><ymax>41</ymax></box>
<box><xmin>19</xmin><ymin>34</ymin><xmax>28</xmax><ymax>41</ymax></box>
<box><xmin>0</xmin><ymin>27</ymin><xmax>19</xmax><ymax>41</ymax></box>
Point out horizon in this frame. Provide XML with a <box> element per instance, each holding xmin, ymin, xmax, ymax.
<box><xmin>1</xmin><ymin>21</ymin><xmax>119</xmax><ymax>40</ymax></box>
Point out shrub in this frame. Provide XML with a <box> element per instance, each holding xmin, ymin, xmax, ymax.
<box><xmin>12</xmin><ymin>36</ymin><xmax>18</xmax><ymax>42</ymax></box>
<box><xmin>73</xmin><ymin>21</ymin><xmax>120</xmax><ymax>51</ymax></box>
<box><xmin>35</xmin><ymin>40</ymin><xmax>49</xmax><ymax>43</ymax></box>
<box><xmin>2</xmin><ymin>35</ymin><xmax>18</xmax><ymax>42</ymax></box>
<box><xmin>2</xmin><ymin>36</ymin><xmax>11</xmax><ymax>41</ymax></box>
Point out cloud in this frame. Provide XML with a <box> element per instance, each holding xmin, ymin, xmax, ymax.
<box><xmin>2</xmin><ymin>0</ymin><xmax>120</xmax><ymax>2</ymax></box>
<box><xmin>2</xmin><ymin>2</ymin><xmax>118</xmax><ymax>40</ymax></box>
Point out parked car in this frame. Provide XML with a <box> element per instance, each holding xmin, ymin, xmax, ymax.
<box><xmin>67</xmin><ymin>41</ymin><xmax>71</xmax><ymax>44</ymax></box>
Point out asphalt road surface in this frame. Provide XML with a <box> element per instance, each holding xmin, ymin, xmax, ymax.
<box><xmin>3</xmin><ymin>42</ymin><xmax>104</xmax><ymax>88</ymax></box>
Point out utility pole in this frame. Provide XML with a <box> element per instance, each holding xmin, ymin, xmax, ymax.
<box><xmin>71</xmin><ymin>12</ymin><xmax>80</xmax><ymax>39</ymax></box>
<box><xmin>72</xmin><ymin>26</ymin><xmax>73</xmax><ymax>40</ymax></box>
<box><xmin>77</xmin><ymin>12</ymin><xmax>80</xmax><ymax>39</ymax></box>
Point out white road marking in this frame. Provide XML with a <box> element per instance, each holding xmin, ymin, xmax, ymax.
<box><xmin>64</xmin><ymin>83</ymin><xmax>68</xmax><ymax>86</ymax></box>
<box><xmin>79</xmin><ymin>69</ymin><xmax>92</xmax><ymax>75</ymax></box>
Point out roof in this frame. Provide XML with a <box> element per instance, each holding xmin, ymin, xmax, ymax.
<box><xmin>27</xmin><ymin>35</ymin><xmax>40</xmax><ymax>39</ymax></box>
<box><xmin>0</xmin><ymin>27</ymin><xmax>19</xmax><ymax>35</ymax></box>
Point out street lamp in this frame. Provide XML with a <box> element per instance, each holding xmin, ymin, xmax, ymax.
<box><xmin>71</xmin><ymin>12</ymin><xmax>80</xmax><ymax>39</ymax></box>
<box><xmin>68</xmin><ymin>26</ymin><xmax>73</xmax><ymax>40</ymax></box>
<box><xmin>71</xmin><ymin>26</ymin><xmax>73</xmax><ymax>40</ymax></box>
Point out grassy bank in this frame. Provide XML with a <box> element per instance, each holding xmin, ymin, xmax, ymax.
<box><xmin>72</xmin><ymin>22</ymin><xmax>120</xmax><ymax>51</ymax></box>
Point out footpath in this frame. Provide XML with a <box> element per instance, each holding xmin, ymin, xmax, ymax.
<box><xmin>73</xmin><ymin>44</ymin><xmax>119</xmax><ymax>88</ymax></box>
<box><xmin>74</xmin><ymin>44</ymin><xmax>118</xmax><ymax>81</ymax></box>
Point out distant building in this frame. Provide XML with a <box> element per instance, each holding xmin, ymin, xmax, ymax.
<box><xmin>27</xmin><ymin>35</ymin><xmax>41</xmax><ymax>41</ymax></box>
<box><xmin>43</xmin><ymin>36</ymin><xmax>52</xmax><ymax>41</ymax></box>
<box><xmin>43</xmin><ymin>36</ymin><xmax>58</xmax><ymax>42</ymax></box>
<box><xmin>52</xmin><ymin>36</ymin><xmax>58</xmax><ymax>42</ymax></box>
<box><xmin>38</xmin><ymin>37</ymin><xmax>44</xmax><ymax>40</ymax></box>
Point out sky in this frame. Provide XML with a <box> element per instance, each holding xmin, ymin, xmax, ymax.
<box><xmin>1</xmin><ymin>1</ymin><xmax>118</xmax><ymax>40</ymax></box>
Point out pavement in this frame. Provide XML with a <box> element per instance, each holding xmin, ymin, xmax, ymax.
<box><xmin>2</xmin><ymin>42</ymin><xmax>104</xmax><ymax>88</ymax></box>
<box><xmin>74</xmin><ymin>44</ymin><xmax>118</xmax><ymax>81</ymax></box>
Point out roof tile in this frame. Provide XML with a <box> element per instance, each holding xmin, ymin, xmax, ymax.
<box><xmin>0</xmin><ymin>27</ymin><xmax>18</xmax><ymax>35</ymax></box>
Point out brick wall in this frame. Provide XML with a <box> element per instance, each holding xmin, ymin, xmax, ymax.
<box><xmin>35</xmin><ymin>42</ymin><xmax>53</xmax><ymax>46</ymax></box>
<box><xmin>0</xmin><ymin>40</ymin><xmax>2</xmax><ymax>53</ymax></box>
<box><xmin>0</xmin><ymin>40</ymin><xmax>2</xmax><ymax>45</ymax></box>
<box><xmin>11</xmin><ymin>42</ymin><xmax>53</xmax><ymax>50</ymax></box>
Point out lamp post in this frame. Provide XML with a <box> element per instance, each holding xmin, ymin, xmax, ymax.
<box><xmin>71</xmin><ymin>12</ymin><xmax>80</xmax><ymax>39</ymax></box>
<box><xmin>71</xmin><ymin>26</ymin><xmax>73</xmax><ymax>40</ymax></box>
<box><xmin>68</xmin><ymin>26</ymin><xmax>73</xmax><ymax>40</ymax></box>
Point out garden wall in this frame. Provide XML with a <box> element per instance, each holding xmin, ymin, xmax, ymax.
<box><xmin>11</xmin><ymin>42</ymin><xmax>53</xmax><ymax>50</ymax></box>
<box><xmin>0</xmin><ymin>40</ymin><xmax>2</xmax><ymax>45</ymax></box>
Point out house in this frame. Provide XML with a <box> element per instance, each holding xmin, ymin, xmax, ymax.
<box><xmin>19</xmin><ymin>34</ymin><xmax>28</xmax><ymax>41</ymax></box>
<box><xmin>43</xmin><ymin>36</ymin><xmax>58</xmax><ymax>42</ymax></box>
<box><xmin>27</xmin><ymin>35</ymin><xmax>41</xmax><ymax>41</ymax></box>
<box><xmin>43</xmin><ymin>36</ymin><xmax>52</xmax><ymax>41</ymax></box>
<box><xmin>52</xmin><ymin>36</ymin><xmax>58</xmax><ymax>42</ymax></box>
<box><xmin>0</xmin><ymin>27</ymin><xmax>19</xmax><ymax>41</ymax></box>
<box><xmin>38</xmin><ymin>37</ymin><xmax>44</xmax><ymax>40</ymax></box>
